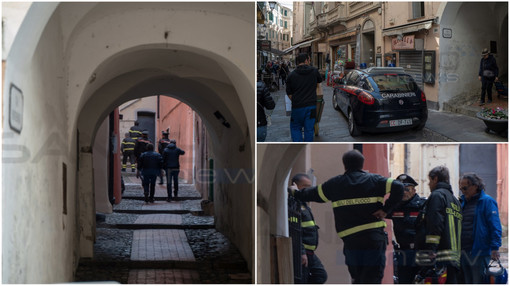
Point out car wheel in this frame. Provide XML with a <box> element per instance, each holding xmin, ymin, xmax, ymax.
<box><xmin>414</xmin><ymin>121</ymin><xmax>426</xmax><ymax>131</ymax></box>
<box><xmin>332</xmin><ymin>93</ymin><xmax>340</xmax><ymax>110</ymax></box>
<box><xmin>348</xmin><ymin>109</ymin><xmax>361</xmax><ymax>136</ymax></box>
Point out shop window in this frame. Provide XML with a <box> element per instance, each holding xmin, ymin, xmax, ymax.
<box><xmin>423</xmin><ymin>51</ymin><xmax>436</xmax><ymax>84</ymax></box>
<box><xmin>412</xmin><ymin>2</ymin><xmax>425</xmax><ymax>19</ymax></box>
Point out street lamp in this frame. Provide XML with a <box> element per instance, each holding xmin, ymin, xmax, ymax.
<box><xmin>268</xmin><ymin>1</ymin><xmax>277</xmax><ymax>11</ymax></box>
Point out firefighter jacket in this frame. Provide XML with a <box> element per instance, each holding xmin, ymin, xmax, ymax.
<box><xmin>134</xmin><ymin>137</ymin><xmax>152</xmax><ymax>158</ymax></box>
<box><xmin>289</xmin><ymin>202</ymin><xmax>319</xmax><ymax>254</ymax></box>
<box><xmin>129</xmin><ymin>125</ymin><xmax>143</xmax><ymax>139</ymax></box>
<box><xmin>293</xmin><ymin>170</ymin><xmax>404</xmax><ymax>239</ymax></box>
<box><xmin>388</xmin><ymin>194</ymin><xmax>426</xmax><ymax>249</ymax></box>
<box><xmin>158</xmin><ymin>138</ymin><xmax>171</xmax><ymax>154</ymax></box>
<box><xmin>121</xmin><ymin>137</ymin><xmax>136</xmax><ymax>153</ymax></box>
<box><xmin>460</xmin><ymin>190</ymin><xmax>502</xmax><ymax>257</ymax></box>
<box><xmin>415</xmin><ymin>182</ymin><xmax>462</xmax><ymax>268</ymax></box>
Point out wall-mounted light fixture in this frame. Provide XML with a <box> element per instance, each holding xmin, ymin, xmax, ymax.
<box><xmin>214</xmin><ymin>111</ymin><xmax>231</xmax><ymax>128</ymax></box>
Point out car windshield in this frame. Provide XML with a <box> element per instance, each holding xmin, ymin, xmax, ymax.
<box><xmin>372</xmin><ymin>74</ymin><xmax>418</xmax><ymax>92</ymax></box>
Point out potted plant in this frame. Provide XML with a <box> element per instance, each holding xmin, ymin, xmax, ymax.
<box><xmin>476</xmin><ymin>107</ymin><xmax>508</xmax><ymax>136</ymax></box>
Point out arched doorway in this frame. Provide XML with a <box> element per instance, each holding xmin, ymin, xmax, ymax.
<box><xmin>361</xmin><ymin>19</ymin><xmax>376</xmax><ymax>67</ymax></box>
<box><xmin>2</xmin><ymin>2</ymin><xmax>254</xmax><ymax>283</ymax></box>
<box><xmin>438</xmin><ymin>2</ymin><xmax>508</xmax><ymax>107</ymax></box>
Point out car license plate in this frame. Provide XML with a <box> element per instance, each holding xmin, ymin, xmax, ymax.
<box><xmin>390</xmin><ymin>119</ymin><xmax>413</xmax><ymax>127</ymax></box>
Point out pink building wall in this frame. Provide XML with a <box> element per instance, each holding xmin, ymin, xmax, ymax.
<box><xmin>497</xmin><ymin>144</ymin><xmax>508</xmax><ymax>226</ymax></box>
<box><xmin>157</xmin><ymin>96</ymin><xmax>194</xmax><ymax>183</ymax></box>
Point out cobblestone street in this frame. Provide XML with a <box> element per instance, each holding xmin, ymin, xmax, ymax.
<box><xmin>74</xmin><ymin>172</ymin><xmax>251</xmax><ymax>284</ymax></box>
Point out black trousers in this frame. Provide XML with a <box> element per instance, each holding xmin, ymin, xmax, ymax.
<box><xmin>166</xmin><ymin>169</ymin><xmax>180</xmax><ymax>198</ymax></box>
<box><xmin>296</xmin><ymin>252</ymin><xmax>328</xmax><ymax>284</ymax></box>
<box><xmin>122</xmin><ymin>150</ymin><xmax>135</xmax><ymax>168</ymax></box>
<box><xmin>343</xmin><ymin>228</ymin><xmax>387</xmax><ymax>284</ymax></box>
<box><xmin>142</xmin><ymin>175</ymin><xmax>157</xmax><ymax>201</ymax></box>
<box><xmin>481</xmin><ymin>76</ymin><xmax>495</xmax><ymax>102</ymax></box>
<box><xmin>395</xmin><ymin>249</ymin><xmax>420</xmax><ymax>283</ymax></box>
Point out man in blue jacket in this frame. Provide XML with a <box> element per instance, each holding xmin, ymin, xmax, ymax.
<box><xmin>136</xmin><ymin>143</ymin><xmax>163</xmax><ymax>203</ymax></box>
<box><xmin>459</xmin><ymin>173</ymin><xmax>502</xmax><ymax>283</ymax></box>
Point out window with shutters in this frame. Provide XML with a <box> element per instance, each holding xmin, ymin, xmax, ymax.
<box><xmin>411</xmin><ymin>2</ymin><xmax>425</xmax><ymax>19</ymax></box>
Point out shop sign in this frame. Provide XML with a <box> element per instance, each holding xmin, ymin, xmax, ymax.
<box><xmin>258</xmin><ymin>40</ymin><xmax>271</xmax><ymax>51</ymax></box>
<box><xmin>391</xmin><ymin>35</ymin><xmax>415</xmax><ymax>50</ymax></box>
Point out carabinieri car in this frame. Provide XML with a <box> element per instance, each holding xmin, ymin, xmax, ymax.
<box><xmin>332</xmin><ymin>67</ymin><xmax>428</xmax><ymax>136</ymax></box>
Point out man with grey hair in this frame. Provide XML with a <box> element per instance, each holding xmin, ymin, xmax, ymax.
<box><xmin>459</xmin><ymin>172</ymin><xmax>502</xmax><ymax>283</ymax></box>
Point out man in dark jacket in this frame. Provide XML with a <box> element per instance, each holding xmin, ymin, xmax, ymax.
<box><xmin>290</xmin><ymin>149</ymin><xmax>404</xmax><ymax>283</ymax></box>
<box><xmin>163</xmin><ymin>139</ymin><xmax>185</xmax><ymax>201</ymax></box>
<box><xmin>134</xmin><ymin>130</ymin><xmax>152</xmax><ymax>159</ymax></box>
<box><xmin>459</xmin><ymin>173</ymin><xmax>502</xmax><ymax>283</ymax></box>
<box><xmin>478</xmin><ymin>48</ymin><xmax>499</xmax><ymax>105</ymax></box>
<box><xmin>257</xmin><ymin>80</ymin><xmax>275</xmax><ymax>142</ymax></box>
<box><xmin>415</xmin><ymin>166</ymin><xmax>461</xmax><ymax>284</ymax></box>
<box><xmin>389</xmin><ymin>174</ymin><xmax>426</xmax><ymax>284</ymax></box>
<box><xmin>157</xmin><ymin>130</ymin><xmax>171</xmax><ymax>184</ymax></box>
<box><xmin>290</xmin><ymin>173</ymin><xmax>327</xmax><ymax>284</ymax></box>
<box><xmin>286</xmin><ymin>53</ymin><xmax>322</xmax><ymax>142</ymax></box>
<box><xmin>136</xmin><ymin>143</ymin><xmax>163</xmax><ymax>203</ymax></box>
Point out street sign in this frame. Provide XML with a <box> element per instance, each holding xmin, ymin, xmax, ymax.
<box><xmin>258</xmin><ymin>40</ymin><xmax>271</xmax><ymax>51</ymax></box>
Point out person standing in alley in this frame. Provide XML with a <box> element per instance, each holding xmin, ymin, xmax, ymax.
<box><xmin>134</xmin><ymin>130</ymin><xmax>152</xmax><ymax>160</ymax></box>
<box><xmin>121</xmin><ymin>132</ymin><xmax>136</xmax><ymax>172</ymax></box>
<box><xmin>157</xmin><ymin>130</ymin><xmax>171</xmax><ymax>184</ymax></box>
<box><xmin>415</xmin><ymin>166</ymin><xmax>462</xmax><ymax>284</ymax></box>
<box><xmin>163</xmin><ymin>139</ymin><xmax>185</xmax><ymax>201</ymax></box>
<box><xmin>136</xmin><ymin>143</ymin><xmax>163</xmax><ymax>203</ymax></box>
<box><xmin>289</xmin><ymin>149</ymin><xmax>404</xmax><ymax>283</ymax></box>
<box><xmin>459</xmin><ymin>173</ymin><xmax>502</xmax><ymax>283</ymax></box>
<box><xmin>388</xmin><ymin>174</ymin><xmax>426</xmax><ymax>284</ymax></box>
<box><xmin>478</xmin><ymin>48</ymin><xmax>499</xmax><ymax>105</ymax></box>
<box><xmin>257</xmin><ymin>74</ymin><xmax>275</xmax><ymax>142</ymax></box>
<box><xmin>129</xmin><ymin>120</ymin><xmax>143</xmax><ymax>139</ymax></box>
<box><xmin>289</xmin><ymin>173</ymin><xmax>328</xmax><ymax>284</ymax></box>
<box><xmin>286</xmin><ymin>53</ymin><xmax>322</xmax><ymax>142</ymax></box>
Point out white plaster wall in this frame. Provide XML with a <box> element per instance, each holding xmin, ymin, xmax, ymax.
<box><xmin>1</xmin><ymin>2</ymin><xmax>31</xmax><ymax>60</ymax></box>
<box><xmin>2</xmin><ymin>3</ymin><xmax>78</xmax><ymax>283</ymax></box>
<box><xmin>3</xmin><ymin>2</ymin><xmax>254</xmax><ymax>282</ymax></box>
<box><xmin>93</xmin><ymin>117</ymin><xmax>113</xmax><ymax>214</ymax></box>
<box><xmin>439</xmin><ymin>2</ymin><xmax>507</xmax><ymax>107</ymax></box>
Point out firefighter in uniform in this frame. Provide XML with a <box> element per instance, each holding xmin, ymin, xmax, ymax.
<box><xmin>129</xmin><ymin>121</ymin><xmax>143</xmax><ymax>139</ymax></box>
<box><xmin>414</xmin><ymin>166</ymin><xmax>462</xmax><ymax>284</ymax></box>
<box><xmin>289</xmin><ymin>173</ymin><xmax>327</xmax><ymax>284</ymax></box>
<box><xmin>388</xmin><ymin>174</ymin><xmax>426</xmax><ymax>284</ymax></box>
<box><xmin>290</xmin><ymin>149</ymin><xmax>404</xmax><ymax>284</ymax></box>
<box><xmin>134</xmin><ymin>130</ymin><xmax>152</xmax><ymax>160</ymax></box>
<box><xmin>157</xmin><ymin>130</ymin><xmax>171</xmax><ymax>185</ymax></box>
<box><xmin>121</xmin><ymin>132</ymin><xmax>136</xmax><ymax>172</ymax></box>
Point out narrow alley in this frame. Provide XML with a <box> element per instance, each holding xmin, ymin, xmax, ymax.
<box><xmin>75</xmin><ymin>171</ymin><xmax>250</xmax><ymax>283</ymax></box>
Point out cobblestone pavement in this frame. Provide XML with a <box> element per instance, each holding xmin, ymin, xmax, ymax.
<box><xmin>74</xmin><ymin>172</ymin><xmax>250</xmax><ymax>284</ymax></box>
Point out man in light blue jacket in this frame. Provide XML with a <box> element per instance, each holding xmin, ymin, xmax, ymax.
<box><xmin>459</xmin><ymin>173</ymin><xmax>502</xmax><ymax>283</ymax></box>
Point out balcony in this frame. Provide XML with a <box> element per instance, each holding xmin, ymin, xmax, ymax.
<box><xmin>326</xmin><ymin>4</ymin><xmax>347</xmax><ymax>25</ymax></box>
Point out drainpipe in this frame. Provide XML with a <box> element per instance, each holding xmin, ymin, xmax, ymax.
<box><xmin>209</xmin><ymin>158</ymin><xmax>214</xmax><ymax>201</ymax></box>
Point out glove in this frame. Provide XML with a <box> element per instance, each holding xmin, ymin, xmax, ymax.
<box><xmin>287</xmin><ymin>182</ymin><xmax>298</xmax><ymax>196</ymax></box>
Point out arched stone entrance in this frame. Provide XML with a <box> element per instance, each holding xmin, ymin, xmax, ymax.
<box><xmin>438</xmin><ymin>2</ymin><xmax>508</xmax><ymax>108</ymax></box>
<box><xmin>3</xmin><ymin>2</ymin><xmax>254</xmax><ymax>283</ymax></box>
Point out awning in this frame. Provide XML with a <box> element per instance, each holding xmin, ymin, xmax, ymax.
<box><xmin>282</xmin><ymin>38</ymin><xmax>320</xmax><ymax>54</ymax></box>
<box><xmin>382</xmin><ymin>20</ymin><xmax>433</xmax><ymax>37</ymax></box>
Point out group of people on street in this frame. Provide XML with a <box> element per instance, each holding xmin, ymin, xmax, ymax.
<box><xmin>289</xmin><ymin>149</ymin><xmax>503</xmax><ymax>284</ymax></box>
<box><xmin>121</xmin><ymin>122</ymin><xmax>185</xmax><ymax>203</ymax></box>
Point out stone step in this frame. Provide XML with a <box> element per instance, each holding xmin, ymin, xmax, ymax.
<box><xmin>78</xmin><ymin>259</ymin><xmax>249</xmax><ymax>272</ymax></box>
<box><xmin>116</xmin><ymin>224</ymin><xmax>215</xmax><ymax>230</ymax></box>
<box><xmin>121</xmin><ymin>196</ymin><xmax>202</xmax><ymax>201</ymax></box>
<box><xmin>115</xmin><ymin>209</ymin><xmax>190</xmax><ymax>215</ymax></box>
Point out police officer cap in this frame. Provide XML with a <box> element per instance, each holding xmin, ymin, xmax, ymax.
<box><xmin>162</xmin><ymin>130</ymin><xmax>169</xmax><ymax>135</ymax></box>
<box><xmin>142</xmin><ymin>130</ymin><xmax>149</xmax><ymax>135</ymax></box>
<box><xmin>396</xmin><ymin>174</ymin><xmax>418</xmax><ymax>186</ymax></box>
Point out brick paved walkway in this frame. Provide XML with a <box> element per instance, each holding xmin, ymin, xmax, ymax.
<box><xmin>127</xmin><ymin>269</ymin><xmax>200</xmax><ymax>284</ymax></box>
<box><xmin>131</xmin><ymin>229</ymin><xmax>195</xmax><ymax>261</ymax></box>
<box><xmin>135</xmin><ymin>214</ymin><xmax>182</xmax><ymax>225</ymax></box>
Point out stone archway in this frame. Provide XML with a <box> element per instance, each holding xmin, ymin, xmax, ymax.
<box><xmin>438</xmin><ymin>2</ymin><xmax>508</xmax><ymax>108</ymax></box>
<box><xmin>2</xmin><ymin>2</ymin><xmax>254</xmax><ymax>283</ymax></box>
